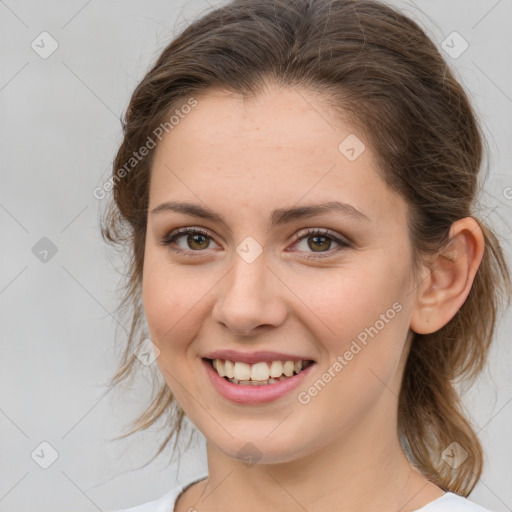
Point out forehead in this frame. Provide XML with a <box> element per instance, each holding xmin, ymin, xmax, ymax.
<box><xmin>156</xmin><ymin>86</ymin><xmax>351</xmax><ymax>163</ymax></box>
<box><xmin>149</xmin><ymin>86</ymin><xmax>405</xmax><ymax>229</ymax></box>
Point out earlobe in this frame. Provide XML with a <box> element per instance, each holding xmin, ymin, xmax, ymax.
<box><xmin>410</xmin><ymin>217</ymin><xmax>485</xmax><ymax>335</ymax></box>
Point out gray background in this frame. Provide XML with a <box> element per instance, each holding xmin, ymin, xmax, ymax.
<box><xmin>1</xmin><ymin>1</ymin><xmax>511</xmax><ymax>511</ymax></box>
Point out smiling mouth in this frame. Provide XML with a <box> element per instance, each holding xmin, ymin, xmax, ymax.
<box><xmin>203</xmin><ymin>357</ymin><xmax>315</xmax><ymax>385</ymax></box>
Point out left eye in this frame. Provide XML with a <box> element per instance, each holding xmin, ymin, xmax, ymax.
<box><xmin>291</xmin><ymin>229</ymin><xmax>351</xmax><ymax>257</ymax></box>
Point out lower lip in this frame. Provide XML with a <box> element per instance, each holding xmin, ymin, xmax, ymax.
<box><xmin>202</xmin><ymin>358</ymin><xmax>316</xmax><ymax>404</ymax></box>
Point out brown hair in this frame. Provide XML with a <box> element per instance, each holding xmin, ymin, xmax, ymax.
<box><xmin>101</xmin><ymin>0</ymin><xmax>511</xmax><ymax>495</ymax></box>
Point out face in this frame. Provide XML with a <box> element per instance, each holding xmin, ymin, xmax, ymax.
<box><xmin>142</xmin><ymin>85</ymin><xmax>419</xmax><ymax>464</ymax></box>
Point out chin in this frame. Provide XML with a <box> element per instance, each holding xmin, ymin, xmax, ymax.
<box><xmin>207</xmin><ymin>429</ymin><xmax>314</xmax><ymax>466</ymax></box>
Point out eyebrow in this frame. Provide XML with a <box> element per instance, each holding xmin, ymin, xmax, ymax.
<box><xmin>150</xmin><ymin>200</ymin><xmax>369</xmax><ymax>229</ymax></box>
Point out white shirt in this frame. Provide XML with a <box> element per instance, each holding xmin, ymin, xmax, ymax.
<box><xmin>110</xmin><ymin>473</ymin><xmax>492</xmax><ymax>512</ymax></box>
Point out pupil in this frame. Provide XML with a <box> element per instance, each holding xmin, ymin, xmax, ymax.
<box><xmin>189</xmin><ymin>234</ymin><xmax>209</xmax><ymax>250</ymax></box>
<box><xmin>309</xmin><ymin>235</ymin><xmax>330</xmax><ymax>252</ymax></box>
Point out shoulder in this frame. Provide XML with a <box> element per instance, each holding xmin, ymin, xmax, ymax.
<box><xmin>108</xmin><ymin>474</ymin><xmax>209</xmax><ymax>512</ymax></box>
<box><xmin>415</xmin><ymin>492</ymin><xmax>493</xmax><ymax>512</ymax></box>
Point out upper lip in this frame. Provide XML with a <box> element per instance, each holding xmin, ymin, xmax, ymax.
<box><xmin>202</xmin><ymin>350</ymin><xmax>315</xmax><ymax>364</ymax></box>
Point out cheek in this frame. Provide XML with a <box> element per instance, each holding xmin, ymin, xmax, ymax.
<box><xmin>142</xmin><ymin>261</ymin><xmax>208</xmax><ymax>401</ymax></box>
<box><xmin>290</xmin><ymin>259</ymin><xmax>412</xmax><ymax>405</ymax></box>
<box><xmin>292</xmin><ymin>268</ymin><xmax>410</xmax><ymax>426</ymax></box>
<box><xmin>291</xmin><ymin>261</ymin><xmax>407</xmax><ymax>347</ymax></box>
<box><xmin>141</xmin><ymin>250</ymin><xmax>217</xmax><ymax>351</ymax></box>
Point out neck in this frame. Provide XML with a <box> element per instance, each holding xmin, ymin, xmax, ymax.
<box><xmin>195</xmin><ymin>414</ymin><xmax>443</xmax><ymax>512</ymax></box>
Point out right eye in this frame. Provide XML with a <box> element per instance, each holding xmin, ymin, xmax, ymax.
<box><xmin>160</xmin><ymin>227</ymin><xmax>220</xmax><ymax>255</ymax></box>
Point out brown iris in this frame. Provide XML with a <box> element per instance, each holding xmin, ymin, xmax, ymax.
<box><xmin>308</xmin><ymin>235</ymin><xmax>331</xmax><ymax>252</ymax></box>
<box><xmin>187</xmin><ymin>233</ymin><xmax>210</xmax><ymax>250</ymax></box>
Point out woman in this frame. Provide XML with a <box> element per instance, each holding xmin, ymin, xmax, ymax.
<box><xmin>104</xmin><ymin>0</ymin><xmax>511</xmax><ymax>510</ymax></box>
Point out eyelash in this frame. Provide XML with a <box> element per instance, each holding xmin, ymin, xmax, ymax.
<box><xmin>160</xmin><ymin>227</ymin><xmax>351</xmax><ymax>259</ymax></box>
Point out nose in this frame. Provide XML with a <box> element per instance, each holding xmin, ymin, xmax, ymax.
<box><xmin>212</xmin><ymin>251</ymin><xmax>288</xmax><ymax>337</ymax></box>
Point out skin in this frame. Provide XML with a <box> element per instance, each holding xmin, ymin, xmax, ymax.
<box><xmin>142</xmin><ymin>84</ymin><xmax>484</xmax><ymax>512</ymax></box>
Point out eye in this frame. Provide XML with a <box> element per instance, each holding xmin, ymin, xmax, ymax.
<box><xmin>160</xmin><ymin>227</ymin><xmax>219</xmax><ymax>256</ymax></box>
<box><xmin>289</xmin><ymin>228</ymin><xmax>351</xmax><ymax>259</ymax></box>
<box><xmin>160</xmin><ymin>226</ymin><xmax>351</xmax><ymax>259</ymax></box>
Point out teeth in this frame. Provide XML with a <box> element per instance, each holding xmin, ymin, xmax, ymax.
<box><xmin>269</xmin><ymin>360</ymin><xmax>283</xmax><ymax>378</ymax></box>
<box><xmin>215</xmin><ymin>359</ymin><xmax>226</xmax><ymax>377</ymax></box>
<box><xmin>233</xmin><ymin>362</ymin><xmax>251</xmax><ymax>381</ymax></box>
<box><xmin>283</xmin><ymin>361</ymin><xmax>295</xmax><ymax>377</ymax></box>
<box><xmin>228</xmin><ymin>376</ymin><xmax>289</xmax><ymax>385</ymax></box>
<box><xmin>224</xmin><ymin>359</ymin><xmax>234</xmax><ymax>379</ymax></box>
<box><xmin>251</xmin><ymin>362</ymin><xmax>270</xmax><ymax>381</ymax></box>
<box><xmin>211</xmin><ymin>358</ymin><xmax>310</xmax><ymax>382</ymax></box>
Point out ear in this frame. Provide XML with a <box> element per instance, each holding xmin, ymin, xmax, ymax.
<box><xmin>410</xmin><ymin>217</ymin><xmax>485</xmax><ymax>334</ymax></box>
